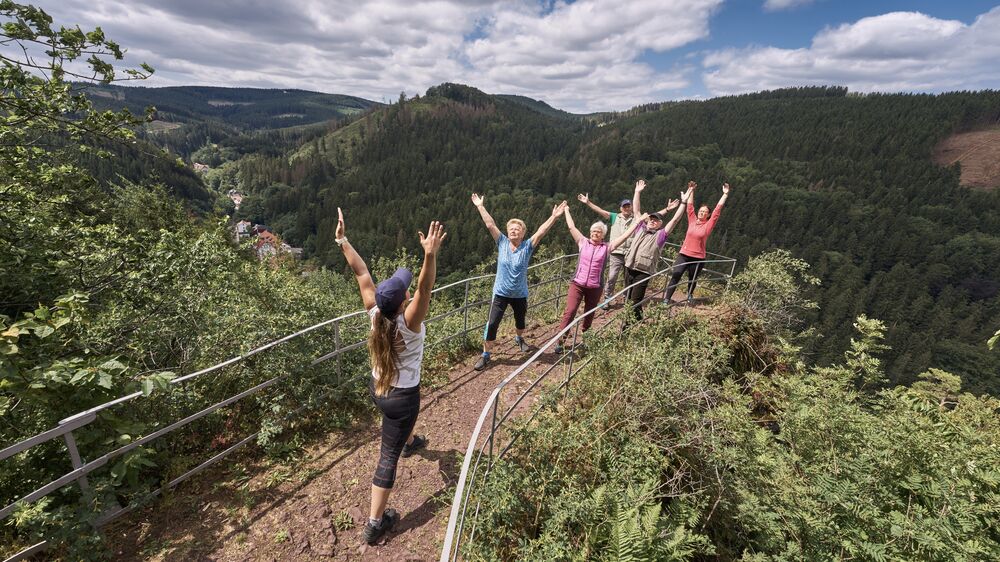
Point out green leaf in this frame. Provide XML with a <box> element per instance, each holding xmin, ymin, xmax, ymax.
<box><xmin>32</xmin><ymin>324</ymin><xmax>55</xmax><ymax>338</ymax></box>
<box><xmin>99</xmin><ymin>359</ymin><xmax>127</xmax><ymax>372</ymax></box>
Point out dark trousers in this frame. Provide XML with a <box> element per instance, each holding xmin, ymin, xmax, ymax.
<box><xmin>484</xmin><ymin>295</ymin><xmax>528</xmax><ymax>341</ymax></box>
<box><xmin>664</xmin><ymin>253</ymin><xmax>704</xmax><ymax>302</ymax></box>
<box><xmin>557</xmin><ymin>282</ymin><xmax>603</xmax><ymax>338</ymax></box>
<box><xmin>623</xmin><ymin>268</ymin><xmax>652</xmax><ymax>321</ymax></box>
<box><xmin>368</xmin><ymin>379</ymin><xmax>420</xmax><ymax>489</ymax></box>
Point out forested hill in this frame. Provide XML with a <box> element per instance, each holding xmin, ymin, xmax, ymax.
<box><xmin>218</xmin><ymin>84</ymin><xmax>1000</xmax><ymax>394</ymax></box>
<box><xmin>85</xmin><ymin>84</ymin><xmax>378</xmax><ymax>131</ymax></box>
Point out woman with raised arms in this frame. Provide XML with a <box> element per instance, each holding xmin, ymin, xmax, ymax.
<box><xmin>471</xmin><ymin>193</ymin><xmax>567</xmax><ymax>370</ymax></box>
<box><xmin>336</xmin><ymin>207</ymin><xmax>447</xmax><ymax>545</ymax></box>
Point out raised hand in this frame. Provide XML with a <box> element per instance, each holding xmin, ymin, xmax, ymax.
<box><xmin>418</xmin><ymin>221</ymin><xmax>447</xmax><ymax>255</ymax></box>
<box><xmin>666</xmin><ymin>199</ymin><xmax>680</xmax><ymax>211</ymax></box>
<box><xmin>471</xmin><ymin>193</ymin><xmax>485</xmax><ymax>207</ymax></box>
<box><xmin>551</xmin><ymin>200</ymin><xmax>568</xmax><ymax>217</ymax></box>
<box><xmin>577</xmin><ymin>193</ymin><xmax>589</xmax><ymax>204</ymax></box>
<box><xmin>635</xmin><ymin>179</ymin><xmax>646</xmax><ymax>192</ymax></box>
<box><xmin>336</xmin><ymin>207</ymin><xmax>346</xmax><ymax>239</ymax></box>
<box><xmin>722</xmin><ymin>182</ymin><xmax>730</xmax><ymax>194</ymax></box>
<box><xmin>637</xmin><ymin>212</ymin><xmax>650</xmax><ymax>222</ymax></box>
<box><xmin>688</xmin><ymin>180</ymin><xmax>697</xmax><ymax>191</ymax></box>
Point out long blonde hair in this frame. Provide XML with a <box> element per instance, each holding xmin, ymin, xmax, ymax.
<box><xmin>369</xmin><ymin>310</ymin><xmax>401</xmax><ymax>397</ymax></box>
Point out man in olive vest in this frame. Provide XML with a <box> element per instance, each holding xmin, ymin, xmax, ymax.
<box><xmin>606</xmin><ymin>181</ymin><xmax>692</xmax><ymax>321</ymax></box>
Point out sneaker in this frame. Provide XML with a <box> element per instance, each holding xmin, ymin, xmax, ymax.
<box><xmin>600</xmin><ymin>298</ymin><xmax>611</xmax><ymax>310</ymax></box>
<box><xmin>515</xmin><ymin>337</ymin><xmax>530</xmax><ymax>353</ymax></box>
<box><xmin>362</xmin><ymin>508</ymin><xmax>399</xmax><ymax>545</ymax></box>
<box><xmin>554</xmin><ymin>344</ymin><xmax>564</xmax><ymax>355</ymax></box>
<box><xmin>474</xmin><ymin>354</ymin><xmax>490</xmax><ymax>371</ymax></box>
<box><xmin>401</xmin><ymin>435</ymin><xmax>427</xmax><ymax>458</ymax></box>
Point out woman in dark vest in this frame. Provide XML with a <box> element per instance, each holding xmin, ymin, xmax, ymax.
<box><xmin>610</xmin><ymin>182</ymin><xmax>693</xmax><ymax>321</ymax></box>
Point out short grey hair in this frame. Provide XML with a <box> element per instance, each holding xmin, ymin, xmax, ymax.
<box><xmin>590</xmin><ymin>221</ymin><xmax>608</xmax><ymax>236</ymax></box>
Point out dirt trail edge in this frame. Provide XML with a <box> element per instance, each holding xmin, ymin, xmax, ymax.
<box><xmin>108</xmin><ymin>306</ymin><xmax>627</xmax><ymax>562</ymax></box>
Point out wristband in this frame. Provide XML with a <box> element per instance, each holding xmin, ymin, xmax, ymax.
<box><xmin>336</xmin><ymin>236</ymin><xmax>348</xmax><ymax>246</ymax></box>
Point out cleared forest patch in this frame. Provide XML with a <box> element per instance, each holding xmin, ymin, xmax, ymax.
<box><xmin>933</xmin><ymin>128</ymin><xmax>1000</xmax><ymax>189</ymax></box>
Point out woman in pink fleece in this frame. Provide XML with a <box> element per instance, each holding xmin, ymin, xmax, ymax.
<box><xmin>664</xmin><ymin>181</ymin><xmax>731</xmax><ymax>303</ymax></box>
<box><xmin>552</xmin><ymin>205</ymin><xmax>633</xmax><ymax>353</ymax></box>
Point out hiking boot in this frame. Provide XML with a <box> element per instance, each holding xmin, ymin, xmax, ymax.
<box><xmin>554</xmin><ymin>343</ymin><xmax>564</xmax><ymax>355</ymax></box>
<box><xmin>515</xmin><ymin>337</ymin><xmax>530</xmax><ymax>353</ymax></box>
<box><xmin>401</xmin><ymin>435</ymin><xmax>427</xmax><ymax>458</ymax></box>
<box><xmin>362</xmin><ymin>508</ymin><xmax>399</xmax><ymax>545</ymax></box>
<box><xmin>474</xmin><ymin>354</ymin><xmax>490</xmax><ymax>371</ymax></box>
<box><xmin>600</xmin><ymin>298</ymin><xmax>611</xmax><ymax>310</ymax></box>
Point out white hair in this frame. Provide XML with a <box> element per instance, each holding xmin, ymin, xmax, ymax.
<box><xmin>590</xmin><ymin>221</ymin><xmax>608</xmax><ymax>236</ymax></box>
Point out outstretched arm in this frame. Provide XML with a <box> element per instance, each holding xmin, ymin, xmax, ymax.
<box><xmin>631</xmin><ymin>179</ymin><xmax>646</xmax><ymax>216</ymax></box>
<box><xmin>661</xmin><ymin>198</ymin><xmax>687</xmax><ymax>237</ymax></box>
<box><xmin>404</xmin><ymin>221</ymin><xmax>447</xmax><ymax>332</ymax></box>
<box><xmin>529</xmin><ymin>201</ymin><xmax>568</xmax><ymax>247</ymax></box>
<box><xmin>609</xmin><ymin>213</ymin><xmax>647</xmax><ymax>252</ymax></box>
<box><xmin>336</xmin><ymin>207</ymin><xmax>376</xmax><ymax>310</ymax></box>
<box><xmin>716</xmin><ymin>183</ymin><xmax>730</xmax><ymax>210</ymax></box>
<box><xmin>577</xmin><ymin>193</ymin><xmax>611</xmax><ymax>220</ymax></box>
<box><xmin>471</xmin><ymin>193</ymin><xmax>501</xmax><ymax>242</ymax></box>
<box><xmin>662</xmin><ymin>185</ymin><xmax>694</xmax><ymax>237</ymax></box>
<box><xmin>564</xmin><ymin>206</ymin><xmax>585</xmax><ymax>244</ymax></box>
<box><xmin>685</xmin><ymin>180</ymin><xmax>697</xmax><ymax>221</ymax></box>
<box><xmin>706</xmin><ymin>183</ymin><xmax>730</xmax><ymax>230</ymax></box>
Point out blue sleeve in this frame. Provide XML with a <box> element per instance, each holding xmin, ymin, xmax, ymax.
<box><xmin>497</xmin><ymin>234</ymin><xmax>508</xmax><ymax>250</ymax></box>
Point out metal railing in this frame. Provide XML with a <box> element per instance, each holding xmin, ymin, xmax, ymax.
<box><xmin>1</xmin><ymin>253</ymin><xmax>582</xmax><ymax>562</ymax></box>
<box><xmin>439</xmin><ymin>248</ymin><xmax>738</xmax><ymax>561</ymax></box>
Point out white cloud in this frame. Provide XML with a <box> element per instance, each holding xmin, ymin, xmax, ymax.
<box><xmin>763</xmin><ymin>0</ymin><xmax>814</xmax><ymax>12</ymax></box>
<box><xmin>703</xmin><ymin>8</ymin><xmax>1000</xmax><ymax>95</ymax></box>
<box><xmin>464</xmin><ymin>0</ymin><xmax>722</xmax><ymax>111</ymax></box>
<box><xmin>35</xmin><ymin>0</ymin><xmax>719</xmax><ymax>112</ymax></box>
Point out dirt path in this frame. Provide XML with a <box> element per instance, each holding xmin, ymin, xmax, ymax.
<box><xmin>108</xmin><ymin>302</ymin><xmax>636</xmax><ymax>561</ymax></box>
<box><xmin>105</xmin><ymin>293</ymin><xmax>718</xmax><ymax>561</ymax></box>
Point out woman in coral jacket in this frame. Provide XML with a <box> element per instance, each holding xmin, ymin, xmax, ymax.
<box><xmin>663</xmin><ymin>181</ymin><xmax>731</xmax><ymax>303</ymax></box>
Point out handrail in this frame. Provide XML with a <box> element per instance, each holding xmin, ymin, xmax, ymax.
<box><xmin>1</xmin><ymin>252</ymin><xmax>582</xmax><ymax>562</ymax></box>
<box><xmin>439</xmin><ymin>252</ymin><xmax>737</xmax><ymax>561</ymax></box>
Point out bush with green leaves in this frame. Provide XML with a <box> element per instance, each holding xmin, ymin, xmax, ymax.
<box><xmin>464</xmin><ymin>251</ymin><xmax>1000</xmax><ymax>561</ymax></box>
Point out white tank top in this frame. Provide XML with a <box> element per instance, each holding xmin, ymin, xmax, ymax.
<box><xmin>368</xmin><ymin>307</ymin><xmax>425</xmax><ymax>389</ymax></box>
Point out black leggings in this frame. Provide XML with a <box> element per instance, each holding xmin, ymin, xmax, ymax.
<box><xmin>483</xmin><ymin>295</ymin><xmax>527</xmax><ymax>341</ymax></box>
<box><xmin>664</xmin><ymin>253</ymin><xmax>705</xmax><ymax>302</ymax></box>
<box><xmin>368</xmin><ymin>379</ymin><xmax>420</xmax><ymax>489</ymax></box>
<box><xmin>623</xmin><ymin>268</ymin><xmax>652</xmax><ymax>321</ymax></box>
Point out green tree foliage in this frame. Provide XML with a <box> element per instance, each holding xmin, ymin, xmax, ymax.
<box><xmin>0</xmin><ymin>5</ymin><xmax>374</xmax><ymax>558</ymax></box>
<box><xmin>466</xmin><ymin>251</ymin><xmax>1000</xmax><ymax>561</ymax></box>
<box><xmin>214</xmin><ymin>85</ymin><xmax>999</xmax><ymax>394</ymax></box>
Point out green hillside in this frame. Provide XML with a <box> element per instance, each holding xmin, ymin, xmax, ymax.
<box><xmin>230</xmin><ymin>84</ymin><xmax>1000</xmax><ymax>394</ymax></box>
<box><xmin>84</xmin><ymin>84</ymin><xmax>379</xmax><ymax>131</ymax></box>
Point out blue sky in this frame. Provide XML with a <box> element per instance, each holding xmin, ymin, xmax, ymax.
<box><xmin>650</xmin><ymin>0</ymin><xmax>1000</xmax><ymax>98</ymax></box>
<box><xmin>37</xmin><ymin>0</ymin><xmax>1000</xmax><ymax>112</ymax></box>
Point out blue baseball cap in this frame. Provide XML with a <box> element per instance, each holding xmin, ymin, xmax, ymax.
<box><xmin>375</xmin><ymin>267</ymin><xmax>413</xmax><ymax>317</ymax></box>
<box><xmin>620</xmin><ymin>199</ymin><xmax>632</xmax><ymax>207</ymax></box>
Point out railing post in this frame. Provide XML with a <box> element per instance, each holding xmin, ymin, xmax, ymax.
<box><xmin>333</xmin><ymin>320</ymin><xmax>342</xmax><ymax>374</ymax></box>
<box><xmin>488</xmin><ymin>398</ymin><xmax>498</xmax><ymax>468</ymax></box>
<box><xmin>63</xmin><ymin>431</ymin><xmax>90</xmax><ymax>495</ymax></box>
<box><xmin>565</xmin><ymin>322</ymin><xmax>579</xmax><ymax>397</ymax></box>
<box><xmin>554</xmin><ymin>257</ymin><xmax>565</xmax><ymax>315</ymax></box>
<box><xmin>726</xmin><ymin>259</ymin><xmax>736</xmax><ymax>293</ymax></box>
<box><xmin>462</xmin><ymin>280</ymin><xmax>470</xmax><ymax>334</ymax></box>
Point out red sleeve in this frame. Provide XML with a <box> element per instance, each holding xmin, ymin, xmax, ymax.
<box><xmin>706</xmin><ymin>204</ymin><xmax>723</xmax><ymax>233</ymax></box>
<box><xmin>686</xmin><ymin>200</ymin><xmax>695</xmax><ymax>222</ymax></box>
